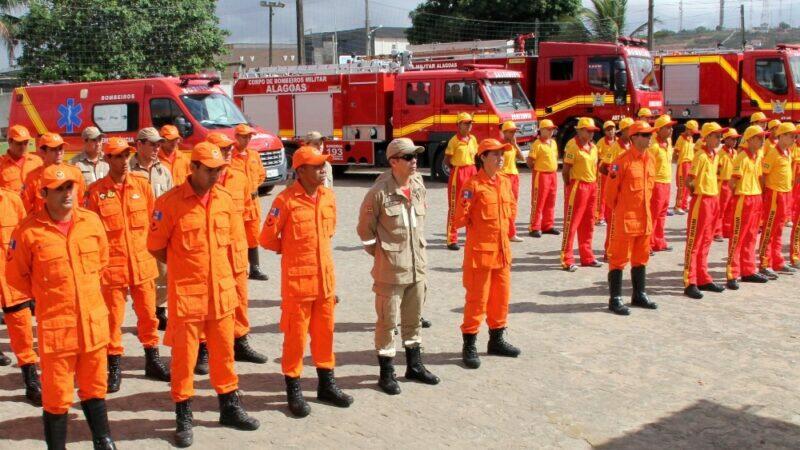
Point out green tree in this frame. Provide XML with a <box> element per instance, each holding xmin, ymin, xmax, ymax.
<box><xmin>18</xmin><ymin>0</ymin><xmax>228</xmax><ymax>82</ymax></box>
<box><xmin>0</xmin><ymin>1</ymin><xmax>27</xmax><ymax>64</ymax></box>
<box><xmin>558</xmin><ymin>0</ymin><xmax>649</xmax><ymax>42</ymax></box>
<box><xmin>406</xmin><ymin>0</ymin><xmax>581</xmax><ymax>45</ymax></box>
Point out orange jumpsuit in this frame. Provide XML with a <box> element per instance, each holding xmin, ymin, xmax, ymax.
<box><xmin>232</xmin><ymin>147</ymin><xmax>266</xmax><ymax>248</ymax></box>
<box><xmin>22</xmin><ymin>163</ymin><xmax>85</xmax><ymax>213</ymax></box>
<box><xmin>454</xmin><ymin>171</ymin><xmax>515</xmax><ymax>334</ymax></box>
<box><xmin>605</xmin><ymin>149</ymin><xmax>655</xmax><ymax>270</ymax></box>
<box><xmin>218</xmin><ymin>167</ymin><xmax>252</xmax><ymax>338</ymax></box>
<box><xmin>6</xmin><ymin>208</ymin><xmax>110</xmax><ymax>414</ymax></box>
<box><xmin>260</xmin><ymin>181</ymin><xmax>337</xmax><ymax>378</ymax></box>
<box><xmin>147</xmin><ymin>182</ymin><xmax>240</xmax><ymax>402</ymax></box>
<box><xmin>158</xmin><ymin>149</ymin><xmax>192</xmax><ymax>186</ymax></box>
<box><xmin>85</xmin><ymin>173</ymin><xmax>160</xmax><ymax>356</ymax></box>
<box><xmin>0</xmin><ymin>188</ymin><xmax>37</xmax><ymax>367</ymax></box>
<box><xmin>0</xmin><ymin>153</ymin><xmax>42</xmax><ymax>193</ymax></box>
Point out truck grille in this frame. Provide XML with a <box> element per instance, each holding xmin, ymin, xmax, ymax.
<box><xmin>260</xmin><ymin>149</ymin><xmax>284</xmax><ymax>168</ymax></box>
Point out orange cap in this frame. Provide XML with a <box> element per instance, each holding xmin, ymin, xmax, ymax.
<box><xmin>291</xmin><ymin>145</ymin><xmax>332</xmax><ymax>169</ymax></box>
<box><xmin>501</xmin><ymin>121</ymin><xmax>517</xmax><ymax>132</ymax></box>
<box><xmin>206</xmin><ymin>132</ymin><xmax>235</xmax><ymax>148</ymax></box>
<box><xmin>104</xmin><ymin>137</ymin><xmax>135</xmax><ymax>156</ymax></box>
<box><xmin>628</xmin><ymin>120</ymin><xmax>656</xmax><ymax>135</ymax></box>
<box><xmin>42</xmin><ymin>164</ymin><xmax>78</xmax><ymax>189</ymax></box>
<box><xmin>39</xmin><ymin>132</ymin><xmax>65</xmax><ymax>149</ymax></box>
<box><xmin>190</xmin><ymin>142</ymin><xmax>228</xmax><ymax>168</ymax></box>
<box><xmin>235</xmin><ymin>123</ymin><xmax>256</xmax><ymax>136</ymax></box>
<box><xmin>476</xmin><ymin>138</ymin><xmax>512</xmax><ymax>156</ymax></box>
<box><xmin>8</xmin><ymin>125</ymin><xmax>32</xmax><ymax>142</ymax></box>
<box><xmin>160</xmin><ymin>125</ymin><xmax>180</xmax><ymax>140</ymax></box>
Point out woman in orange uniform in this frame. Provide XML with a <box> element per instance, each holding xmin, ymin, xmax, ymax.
<box><xmin>454</xmin><ymin>139</ymin><xmax>520</xmax><ymax>370</ymax></box>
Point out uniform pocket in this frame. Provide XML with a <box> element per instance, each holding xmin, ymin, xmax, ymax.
<box><xmin>218</xmin><ymin>276</ymin><xmax>238</xmax><ymax>313</ymax></box>
<box><xmin>215</xmin><ymin>214</ymin><xmax>231</xmax><ymax>246</ymax></box>
<box><xmin>231</xmin><ymin>239</ymin><xmax>248</xmax><ymax>273</ymax></box>
<box><xmin>321</xmin><ymin>205</ymin><xmax>336</xmax><ymax>237</ymax></box>
<box><xmin>40</xmin><ymin>316</ymin><xmax>79</xmax><ymax>354</ymax></box>
<box><xmin>178</xmin><ymin>217</ymin><xmax>203</xmax><ymax>251</ymax></box>
<box><xmin>98</xmin><ymin>201</ymin><xmax>124</xmax><ymax>231</ymax></box>
<box><xmin>88</xmin><ymin>308</ymin><xmax>110</xmax><ymax>349</ymax></box>
<box><xmin>175</xmin><ymin>282</ymin><xmax>208</xmax><ymax>317</ymax></box>
<box><xmin>128</xmin><ymin>200</ymin><xmax>149</xmax><ymax>229</ymax></box>
<box><xmin>480</xmin><ymin>201</ymin><xmax>499</xmax><ymax>220</ymax></box>
<box><xmin>291</xmin><ymin>209</ymin><xmax>315</xmax><ymax>239</ymax></box>
<box><xmin>286</xmin><ymin>265</ymin><xmax>319</xmax><ymax>298</ymax></box>
<box><xmin>78</xmin><ymin>239</ymin><xmax>102</xmax><ymax>275</ymax></box>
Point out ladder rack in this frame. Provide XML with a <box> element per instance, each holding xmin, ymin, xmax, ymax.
<box><xmin>239</xmin><ymin>59</ymin><xmax>404</xmax><ymax>78</ymax></box>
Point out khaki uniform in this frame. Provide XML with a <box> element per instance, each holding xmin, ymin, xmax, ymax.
<box><xmin>70</xmin><ymin>152</ymin><xmax>109</xmax><ymax>186</ymax></box>
<box><xmin>357</xmin><ymin>171</ymin><xmax>427</xmax><ymax>357</ymax></box>
<box><xmin>129</xmin><ymin>154</ymin><xmax>174</xmax><ymax>306</ymax></box>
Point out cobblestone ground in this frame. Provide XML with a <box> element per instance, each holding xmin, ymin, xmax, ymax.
<box><xmin>1</xmin><ymin>168</ymin><xmax>799</xmax><ymax>449</ymax></box>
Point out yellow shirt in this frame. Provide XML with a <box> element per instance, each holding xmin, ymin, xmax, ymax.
<box><xmin>564</xmin><ymin>138</ymin><xmax>598</xmax><ymax>183</ymax></box>
<box><xmin>603</xmin><ymin>140</ymin><xmax>630</xmax><ymax>164</ymax></box>
<box><xmin>675</xmin><ymin>135</ymin><xmax>695</xmax><ymax>164</ymax></box>
<box><xmin>648</xmin><ymin>138</ymin><xmax>674</xmax><ymax>183</ymax></box>
<box><xmin>528</xmin><ymin>138</ymin><xmax>558</xmax><ymax>173</ymax></box>
<box><xmin>732</xmin><ymin>150</ymin><xmax>762</xmax><ymax>195</ymax></box>
<box><xmin>690</xmin><ymin>146</ymin><xmax>720</xmax><ymax>196</ymax></box>
<box><xmin>693</xmin><ymin>139</ymin><xmax>704</xmax><ymax>159</ymax></box>
<box><xmin>445</xmin><ymin>134</ymin><xmax>478</xmax><ymax>167</ymax></box>
<box><xmin>596</xmin><ymin>137</ymin><xmax>615</xmax><ymax>166</ymax></box>
<box><xmin>762</xmin><ymin>145</ymin><xmax>793</xmax><ymax>192</ymax></box>
<box><xmin>717</xmin><ymin>147</ymin><xmax>736</xmax><ymax>182</ymax></box>
<box><xmin>501</xmin><ymin>143</ymin><xmax>520</xmax><ymax>175</ymax></box>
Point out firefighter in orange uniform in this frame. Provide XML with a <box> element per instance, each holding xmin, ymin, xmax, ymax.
<box><xmin>0</xmin><ymin>186</ymin><xmax>42</xmax><ymax>405</ymax></box>
<box><xmin>604</xmin><ymin>121</ymin><xmax>659</xmax><ymax>315</ymax></box>
<box><xmin>726</xmin><ymin>126</ymin><xmax>770</xmax><ymax>288</ymax></box>
<box><xmin>0</xmin><ymin>125</ymin><xmax>42</xmax><ymax>193</ymax></box>
<box><xmin>148</xmin><ymin>142</ymin><xmax>259</xmax><ymax>447</ymax></box>
<box><xmin>455</xmin><ymin>138</ymin><xmax>520</xmax><ymax>369</ymax></box>
<box><xmin>159</xmin><ymin>125</ymin><xmax>192</xmax><ymax>186</ymax></box>
<box><xmin>444</xmin><ymin>112</ymin><xmax>479</xmax><ymax>250</ymax></box>
<box><xmin>683</xmin><ymin>122</ymin><xmax>727</xmax><ymax>299</ymax></box>
<box><xmin>715</xmin><ymin>128</ymin><xmax>740</xmax><ymax>241</ymax></box>
<box><xmin>233</xmin><ymin>124</ymin><xmax>270</xmax><ymax>281</ymax></box>
<box><xmin>673</xmin><ymin>120</ymin><xmax>700</xmax><ymax>215</ymax></box>
<box><xmin>260</xmin><ymin>146</ymin><xmax>353</xmax><ymax>418</ymax></box>
<box><xmin>499</xmin><ymin>120</ymin><xmax>525</xmax><ymax>242</ymax></box>
<box><xmin>599</xmin><ymin>117</ymin><xmax>633</xmax><ymax>258</ymax></box>
<box><xmin>758</xmin><ymin>122</ymin><xmax>799</xmax><ymax>279</ymax></box>
<box><xmin>85</xmin><ymin>137</ymin><xmax>170</xmax><ymax>393</ymax></box>
<box><xmin>22</xmin><ymin>133</ymin><xmax>85</xmax><ymax>214</ymax></box>
<box><xmin>6</xmin><ymin>165</ymin><xmax>115</xmax><ymax>449</ymax></box>
<box><xmin>560</xmin><ymin>117</ymin><xmax>602</xmax><ymax>271</ymax></box>
<box><xmin>649</xmin><ymin>114</ymin><xmax>676</xmax><ymax>252</ymax></box>
<box><xmin>595</xmin><ymin>120</ymin><xmax>616</xmax><ymax>225</ymax></box>
<box><xmin>526</xmin><ymin>119</ymin><xmax>560</xmax><ymax>237</ymax></box>
<box><xmin>207</xmin><ymin>132</ymin><xmax>268</xmax><ymax>364</ymax></box>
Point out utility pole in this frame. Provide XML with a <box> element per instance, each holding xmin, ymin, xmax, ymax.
<box><xmin>647</xmin><ymin>0</ymin><xmax>654</xmax><ymax>50</ymax></box>
<box><xmin>719</xmin><ymin>0</ymin><xmax>725</xmax><ymax>30</ymax></box>
<box><xmin>296</xmin><ymin>0</ymin><xmax>305</xmax><ymax>65</ymax></box>
<box><xmin>740</xmin><ymin>4</ymin><xmax>746</xmax><ymax>49</ymax></box>
<box><xmin>679</xmin><ymin>0</ymin><xmax>684</xmax><ymax>31</ymax></box>
<box><xmin>365</xmin><ymin>0</ymin><xmax>370</xmax><ymax>57</ymax></box>
<box><xmin>260</xmin><ymin>1</ymin><xmax>285</xmax><ymax>66</ymax></box>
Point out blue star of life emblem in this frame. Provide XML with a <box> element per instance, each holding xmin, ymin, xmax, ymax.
<box><xmin>57</xmin><ymin>98</ymin><xmax>83</xmax><ymax>133</ymax></box>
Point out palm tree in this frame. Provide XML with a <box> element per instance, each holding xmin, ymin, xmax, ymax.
<box><xmin>558</xmin><ymin>0</ymin><xmax>649</xmax><ymax>42</ymax></box>
<box><xmin>0</xmin><ymin>1</ymin><xmax>26</xmax><ymax>65</ymax></box>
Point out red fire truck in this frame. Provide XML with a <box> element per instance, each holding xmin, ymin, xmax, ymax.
<box><xmin>409</xmin><ymin>36</ymin><xmax>664</xmax><ymax>147</ymax></box>
<box><xmin>655</xmin><ymin>44</ymin><xmax>800</xmax><ymax>129</ymax></box>
<box><xmin>233</xmin><ymin>60</ymin><xmax>537</xmax><ymax>180</ymax></box>
<box><xmin>8</xmin><ymin>74</ymin><xmax>288</xmax><ymax>191</ymax></box>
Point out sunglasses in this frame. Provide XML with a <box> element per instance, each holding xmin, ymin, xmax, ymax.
<box><xmin>392</xmin><ymin>154</ymin><xmax>417</xmax><ymax>161</ymax></box>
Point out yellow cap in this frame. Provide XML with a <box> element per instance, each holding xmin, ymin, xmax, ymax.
<box><xmin>457</xmin><ymin>112</ymin><xmax>473</xmax><ymax>123</ymax></box>
<box><xmin>685</xmin><ymin>120</ymin><xmax>700</xmax><ymax>133</ymax></box>
<box><xmin>576</xmin><ymin>117</ymin><xmax>599</xmax><ymax>131</ymax></box>
<box><xmin>722</xmin><ymin>128</ymin><xmax>741</xmax><ymax>139</ymax></box>
<box><xmin>742</xmin><ymin>125</ymin><xmax>768</xmax><ymax>142</ymax></box>
<box><xmin>653</xmin><ymin>114</ymin><xmax>677</xmax><ymax>129</ymax></box>
<box><xmin>637</xmin><ymin>107</ymin><xmax>653</xmax><ymax>118</ymax></box>
<box><xmin>750</xmin><ymin>112</ymin><xmax>768</xmax><ymax>124</ymax></box>
<box><xmin>773</xmin><ymin>122</ymin><xmax>798</xmax><ymax>137</ymax></box>
<box><xmin>602</xmin><ymin>120</ymin><xmax>616</xmax><ymax>129</ymax></box>
<box><xmin>768</xmin><ymin>119</ymin><xmax>782</xmax><ymax>130</ymax></box>
<box><xmin>700</xmin><ymin>122</ymin><xmax>728</xmax><ymax>138</ymax></box>
<box><xmin>617</xmin><ymin>117</ymin><xmax>635</xmax><ymax>132</ymax></box>
<box><xmin>501</xmin><ymin>121</ymin><xmax>517</xmax><ymax>132</ymax></box>
<box><xmin>538</xmin><ymin>119</ymin><xmax>556</xmax><ymax>130</ymax></box>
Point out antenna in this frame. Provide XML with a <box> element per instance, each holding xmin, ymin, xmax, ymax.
<box><xmin>760</xmin><ymin>0</ymin><xmax>770</xmax><ymax>28</ymax></box>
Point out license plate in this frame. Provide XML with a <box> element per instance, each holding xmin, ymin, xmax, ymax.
<box><xmin>266</xmin><ymin>168</ymin><xmax>279</xmax><ymax>178</ymax></box>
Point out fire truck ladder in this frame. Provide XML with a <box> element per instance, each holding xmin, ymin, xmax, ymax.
<box><xmin>408</xmin><ymin>39</ymin><xmax>527</xmax><ymax>63</ymax></box>
<box><xmin>239</xmin><ymin>59</ymin><xmax>405</xmax><ymax>78</ymax></box>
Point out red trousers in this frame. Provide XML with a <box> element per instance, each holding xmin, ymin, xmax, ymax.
<box><xmin>683</xmin><ymin>194</ymin><xmax>719</xmax><ymax>286</ymax></box>
<box><xmin>529</xmin><ymin>170</ymin><xmax>557</xmax><ymax>232</ymax></box>
<box><xmin>607</xmin><ymin>215</ymin><xmax>651</xmax><ymax>270</ymax></box>
<box><xmin>508</xmin><ymin>174</ymin><xmax>520</xmax><ymax>238</ymax></box>
<box><xmin>280</xmin><ymin>296</ymin><xmax>336</xmax><ymax>378</ymax></box>
<box><xmin>595</xmin><ymin>174</ymin><xmax>607</xmax><ymax>223</ymax></box>
<box><xmin>102</xmin><ymin>280</ymin><xmax>159</xmax><ymax>355</ymax></box>
<box><xmin>4</xmin><ymin>306</ymin><xmax>38</xmax><ymax>366</ymax></box>
<box><xmin>726</xmin><ymin>194</ymin><xmax>762</xmax><ymax>280</ymax></box>
<box><xmin>758</xmin><ymin>189</ymin><xmax>790</xmax><ymax>270</ymax></box>
<box><xmin>447</xmin><ymin>165</ymin><xmax>477</xmax><ymax>245</ymax></box>
<box><xmin>233</xmin><ymin>269</ymin><xmax>250</xmax><ymax>338</ymax></box>
<box><xmin>791</xmin><ymin>214</ymin><xmax>800</xmax><ymax>266</ymax></box>
<box><xmin>650</xmin><ymin>182</ymin><xmax>671</xmax><ymax>250</ymax></box>
<box><xmin>41</xmin><ymin>347</ymin><xmax>107</xmax><ymax>414</ymax></box>
<box><xmin>461</xmin><ymin>265</ymin><xmax>510</xmax><ymax>334</ymax></box>
<box><xmin>715</xmin><ymin>182</ymin><xmax>734</xmax><ymax>238</ymax></box>
<box><xmin>675</xmin><ymin>161</ymin><xmax>691</xmax><ymax>210</ymax></box>
<box><xmin>560</xmin><ymin>180</ymin><xmax>597</xmax><ymax>267</ymax></box>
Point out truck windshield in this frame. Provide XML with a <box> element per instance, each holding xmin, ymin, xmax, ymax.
<box><xmin>790</xmin><ymin>56</ymin><xmax>800</xmax><ymax>93</ymax></box>
<box><xmin>180</xmin><ymin>93</ymin><xmax>248</xmax><ymax>128</ymax></box>
<box><xmin>484</xmin><ymin>79</ymin><xmax>533</xmax><ymax>112</ymax></box>
<box><xmin>628</xmin><ymin>56</ymin><xmax>659</xmax><ymax>91</ymax></box>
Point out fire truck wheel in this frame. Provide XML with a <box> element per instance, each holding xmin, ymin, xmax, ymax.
<box><xmin>433</xmin><ymin>148</ymin><xmax>450</xmax><ymax>182</ymax></box>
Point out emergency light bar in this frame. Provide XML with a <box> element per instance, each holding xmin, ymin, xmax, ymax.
<box><xmin>179</xmin><ymin>73</ymin><xmax>221</xmax><ymax>87</ymax></box>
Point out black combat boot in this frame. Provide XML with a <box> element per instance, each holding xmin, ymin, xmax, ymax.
<box><xmin>218</xmin><ymin>391</ymin><xmax>260</xmax><ymax>431</ymax></box>
<box><xmin>316</xmin><ymin>368</ymin><xmax>353</xmax><ymax>407</ymax></box>
<box><xmin>0</xmin><ymin>348</ymin><xmax>11</xmax><ymax>366</ymax></box>
<box><xmin>234</xmin><ymin>334</ymin><xmax>268</xmax><ymax>364</ymax></box>
<box><xmin>404</xmin><ymin>346</ymin><xmax>440</xmax><ymax>384</ymax></box>
<box><xmin>462</xmin><ymin>333</ymin><xmax>481</xmax><ymax>369</ymax></box>
<box><xmin>698</xmin><ymin>282</ymin><xmax>725</xmax><ymax>292</ymax></box>
<box><xmin>156</xmin><ymin>306</ymin><xmax>168</xmax><ymax>331</ymax></box>
<box><xmin>608</xmin><ymin>269</ymin><xmax>630</xmax><ymax>315</ymax></box>
<box><xmin>487</xmin><ymin>328</ymin><xmax>521</xmax><ymax>357</ymax></box>
<box><xmin>194</xmin><ymin>343</ymin><xmax>209</xmax><ymax>375</ymax></box>
<box><xmin>247</xmin><ymin>248</ymin><xmax>269</xmax><ymax>281</ymax></box>
<box><xmin>285</xmin><ymin>376</ymin><xmax>310</xmax><ymax>417</ymax></box>
<box><xmin>377</xmin><ymin>356</ymin><xmax>401</xmax><ymax>395</ymax></box>
<box><xmin>630</xmin><ymin>266</ymin><xmax>658</xmax><ymax>309</ymax></box>
<box><xmin>80</xmin><ymin>398</ymin><xmax>116</xmax><ymax>450</ymax></box>
<box><xmin>144</xmin><ymin>347</ymin><xmax>171</xmax><ymax>381</ymax></box>
<box><xmin>420</xmin><ymin>317</ymin><xmax>432</xmax><ymax>328</ymax></box>
<box><xmin>106</xmin><ymin>356</ymin><xmax>121</xmax><ymax>393</ymax></box>
<box><xmin>174</xmin><ymin>400</ymin><xmax>193</xmax><ymax>448</ymax></box>
<box><xmin>21</xmin><ymin>363</ymin><xmax>42</xmax><ymax>405</ymax></box>
<box><xmin>684</xmin><ymin>284</ymin><xmax>704</xmax><ymax>299</ymax></box>
<box><xmin>43</xmin><ymin>411</ymin><xmax>68</xmax><ymax>450</ymax></box>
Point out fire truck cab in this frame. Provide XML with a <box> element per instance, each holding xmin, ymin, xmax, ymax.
<box><xmin>8</xmin><ymin>75</ymin><xmax>287</xmax><ymax>192</ymax></box>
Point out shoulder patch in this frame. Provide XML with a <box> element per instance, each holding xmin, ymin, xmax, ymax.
<box><xmin>152</xmin><ymin>210</ymin><xmax>163</xmax><ymax>221</ymax></box>
<box><xmin>462</xmin><ymin>189</ymin><xmax>473</xmax><ymax>199</ymax></box>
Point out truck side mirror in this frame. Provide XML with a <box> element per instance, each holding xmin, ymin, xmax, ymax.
<box><xmin>175</xmin><ymin>116</ymin><xmax>193</xmax><ymax>138</ymax></box>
